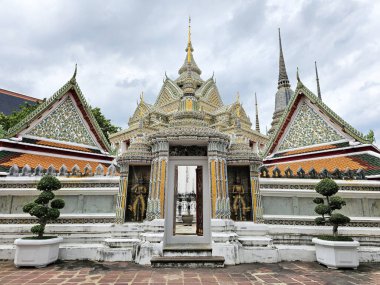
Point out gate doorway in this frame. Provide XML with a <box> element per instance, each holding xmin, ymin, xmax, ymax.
<box><xmin>164</xmin><ymin>157</ymin><xmax>211</xmax><ymax>247</ymax></box>
<box><xmin>174</xmin><ymin>165</ymin><xmax>203</xmax><ymax>236</ymax></box>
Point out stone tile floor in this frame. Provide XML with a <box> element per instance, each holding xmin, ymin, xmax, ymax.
<box><xmin>0</xmin><ymin>260</ymin><xmax>379</xmax><ymax>285</ymax></box>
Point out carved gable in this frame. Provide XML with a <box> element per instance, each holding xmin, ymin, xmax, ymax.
<box><xmin>154</xmin><ymin>80</ymin><xmax>182</xmax><ymax>108</ymax></box>
<box><xmin>26</xmin><ymin>96</ymin><xmax>97</xmax><ymax>146</ymax></box>
<box><xmin>278</xmin><ymin>101</ymin><xmax>344</xmax><ymax>151</ymax></box>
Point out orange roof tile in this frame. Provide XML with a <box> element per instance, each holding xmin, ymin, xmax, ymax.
<box><xmin>1</xmin><ymin>152</ymin><xmax>110</xmax><ymax>173</ymax></box>
<box><xmin>266</xmin><ymin>155</ymin><xmax>365</xmax><ymax>174</ymax></box>
<box><xmin>35</xmin><ymin>140</ymin><xmax>95</xmax><ymax>153</ymax></box>
<box><xmin>280</xmin><ymin>144</ymin><xmax>338</xmax><ymax>157</ymax></box>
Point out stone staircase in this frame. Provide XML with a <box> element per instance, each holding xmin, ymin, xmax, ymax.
<box><xmin>150</xmin><ymin>244</ymin><xmax>225</xmax><ymax>268</ymax></box>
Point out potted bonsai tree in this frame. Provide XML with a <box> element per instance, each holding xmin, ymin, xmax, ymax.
<box><xmin>14</xmin><ymin>175</ymin><xmax>65</xmax><ymax>267</ymax></box>
<box><xmin>312</xmin><ymin>178</ymin><xmax>359</xmax><ymax>269</ymax></box>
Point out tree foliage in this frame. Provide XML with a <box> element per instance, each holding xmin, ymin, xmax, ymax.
<box><xmin>0</xmin><ymin>102</ymin><xmax>40</xmax><ymax>131</ymax></box>
<box><xmin>0</xmin><ymin>124</ymin><xmax>5</xmax><ymax>139</ymax></box>
<box><xmin>367</xmin><ymin>129</ymin><xmax>376</xmax><ymax>144</ymax></box>
<box><xmin>313</xmin><ymin>178</ymin><xmax>350</xmax><ymax>236</ymax></box>
<box><xmin>91</xmin><ymin>107</ymin><xmax>121</xmax><ymax>142</ymax></box>
<box><xmin>22</xmin><ymin>175</ymin><xmax>65</xmax><ymax>238</ymax></box>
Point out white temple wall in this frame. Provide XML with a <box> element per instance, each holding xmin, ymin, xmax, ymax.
<box><xmin>0</xmin><ymin>177</ymin><xmax>118</xmax><ymax>222</ymax></box>
<box><xmin>261</xmin><ymin>178</ymin><xmax>380</xmax><ymax>224</ymax></box>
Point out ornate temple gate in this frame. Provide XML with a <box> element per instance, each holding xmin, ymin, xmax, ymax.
<box><xmin>115</xmin><ymin>134</ymin><xmax>264</xmax><ymax>226</ymax></box>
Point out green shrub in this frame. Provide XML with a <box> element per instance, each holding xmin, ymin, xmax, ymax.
<box><xmin>318</xmin><ymin>235</ymin><xmax>353</xmax><ymax>242</ymax></box>
<box><xmin>315</xmin><ymin>178</ymin><xmax>339</xmax><ymax>197</ymax></box>
<box><xmin>313</xmin><ymin>178</ymin><xmax>350</xmax><ymax>237</ymax></box>
<box><xmin>313</xmin><ymin>197</ymin><xmax>324</xmax><ymax>204</ymax></box>
<box><xmin>37</xmin><ymin>176</ymin><xmax>61</xmax><ymax>191</ymax></box>
<box><xmin>51</xmin><ymin>199</ymin><xmax>65</xmax><ymax>209</ymax></box>
<box><xmin>22</xmin><ymin>175</ymin><xmax>65</xmax><ymax>238</ymax></box>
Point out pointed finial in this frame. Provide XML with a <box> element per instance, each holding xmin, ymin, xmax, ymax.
<box><xmin>140</xmin><ymin>91</ymin><xmax>144</xmax><ymax>102</ymax></box>
<box><xmin>278</xmin><ymin>28</ymin><xmax>290</xmax><ymax>89</ymax></box>
<box><xmin>296</xmin><ymin>67</ymin><xmax>300</xmax><ymax>82</ymax></box>
<box><xmin>212</xmin><ymin>71</ymin><xmax>214</xmax><ymax>79</ymax></box>
<box><xmin>315</xmin><ymin>61</ymin><xmax>322</xmax><ymax>100</ymax></box>
<box><xmin>70</xmin><ymin>64</ymin><xmax>77</xmax><ymax>83</ymax></box>
<box><xmin>187</xmin><ymin>16</ymin><xmax>192</xmax><ymax>64</ymax></box>
<box><xmin>139</xmin><ymin>96</ymin><xmax>144</xmax><ymax>117</ymax></box>
<box><xmin>236</xmin><ymin>92</ymin><xmax>241</xmax><ymax>118</ymax></box>
<box><xmin>255</xmin><ymin>92</ymin><xmax>260</xmax><ymax>133</ymax></box>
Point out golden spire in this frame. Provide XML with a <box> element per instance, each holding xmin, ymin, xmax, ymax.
<box><xmin>236</xmin><ymin>92</ymin><xmax>241</xmax><ymax>118</ymax></box>
<box><xmin>139</xmin><ymin>91</ymin><xmax>144</xmax><ymax>117</ymax></box>
<box><xmin>187</xmin><ymin>16</ymin><xmax>192</xmax><ymax>64</ymax></box>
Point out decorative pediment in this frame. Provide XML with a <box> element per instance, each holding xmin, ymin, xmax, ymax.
<box><xmin>130</xmin><ymin>101</ymin><xmax>152</xmax><ymax>122</ymax></box>
<box><xmin>7</xmin><ymin>70</ymin><xmax>111</xmax><ymax>152</ymax></box>
<box><xmin>154</xmin><ymin>79</ymin><xmax>182</xmax><ymax>108</ymax></box>
<box><xmin>277</xmin><ymin>101</ymin><xmax>344</xmax><ymax>151</ymax></box>
<box><xmin>265</xmin><ymin>78</ymin><xmax>369</xmax><ymax>156</ymax></box>
<box><xmin>26</xmin><ymin>96</ymin><xmax>97</xmax><ymax>147</ymax></box>
<box><xmin>197</xmin><ymin>79</ymin><xmax>224</xmax><ymax>108</ymax></box>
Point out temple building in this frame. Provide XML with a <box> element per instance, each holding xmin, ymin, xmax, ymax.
<box><xmin>1</xmin><ymin>21</ymin><xmax>380</xmax><ymax>266</ymax></box>
<box><xmin>0</xmin><ymin>68</ymin><xmax>115</xmax><ymax>177</ymax></box>
<box><xmin>110</xmin><ymin>18</ymin><xmax>268</xmax><ymax>232</ymax></box>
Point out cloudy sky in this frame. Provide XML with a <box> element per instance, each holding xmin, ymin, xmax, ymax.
<box><xmin>1</xmin><ymin>0</ymin><xmax>379</xmax><ymax>143</ymax></box>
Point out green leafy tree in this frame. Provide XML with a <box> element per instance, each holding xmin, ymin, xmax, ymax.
<box><xmin>0</xmin><ymin>124</ymin><xmax>5</xmax><ymax>138</ymax></box>
<box><xmin>367</xmin><ymin>129</ymin><xmax>376</xmax><ymax>144</ymax></box>
<box><xmin>313</xmin><ymin>178</ymin><xmax>350</xmax><ymax>237</ymax></box>
<box><xmin>22</xmin><ymin>176</ymin><xmax>65</xmax><ymax>238</ymax></box>
<box><xmin>0</xmin><ymin>102</ymin><xmax>40</xmax><ymax>131</ymax></box>
<box><xmin>91</xmin><ymin>107</ymin><xmax>121</xmax><ymax>142</ymax></box>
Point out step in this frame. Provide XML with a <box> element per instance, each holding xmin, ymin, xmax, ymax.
<box><xmin>150</xmin><ymin>256</ymin><xmax>225</xmax><ymax>268</ymax></box>
<box><xmin>104</xmin><ymin>238</ymin><xmax>140</xmax><ymax>248</ymax></box>
<box><xmin>163</xmin><ymin>244</ymin><xmax>212</xmax><ymax>256</ymax></box>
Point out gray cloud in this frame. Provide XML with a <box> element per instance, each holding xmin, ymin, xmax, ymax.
<box><xmin>0</xmin><ymin>0</ymin><xmax>379</xmax><ymax>143</ymax></box>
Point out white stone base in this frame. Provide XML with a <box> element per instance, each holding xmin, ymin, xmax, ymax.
<box><xmin>14</xmin><ymin>237</ymin><xmax>63</xmax><ymax>268</ymax></box>
<box><xmin>312</xmin><ymin>238</ymin><xmax>360</xmax><ymax>269</ymax></box>
<box><xmin>2</xmin><ymin>223</ymin><xmax>380</xmax><ymax>265</ymax></box>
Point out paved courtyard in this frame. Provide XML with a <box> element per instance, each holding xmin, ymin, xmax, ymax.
<box><xmin>0</xmin><ymin>260</ymin><xmax>379</xmax><ymax>285</ymax></box>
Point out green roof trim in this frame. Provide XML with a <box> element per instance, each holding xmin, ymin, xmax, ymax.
<box><xmin>265</xmin><ymin>76</ymin><xmax>370</xmax><ymax>156</ymax></box>
<box><xmin>6</xmin><ymin>75</ymin><xmax>111</xmax><ymax>153</ymax></box>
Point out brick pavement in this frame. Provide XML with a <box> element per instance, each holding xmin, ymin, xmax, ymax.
<box><xmin>0</xmin><ymin>260</ymin><xmax>379</xmax><ymax>285</ymax></box>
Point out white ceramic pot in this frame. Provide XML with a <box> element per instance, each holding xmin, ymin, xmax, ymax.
<box><xmin>14</xmin><ymin>236</ymin><xmax>63</xmax><ymax>268</ymax></box>
<box><xmin>312</xmin><ymin>237</ymin><xmax>359</xmax><ymax>269</ymax></box>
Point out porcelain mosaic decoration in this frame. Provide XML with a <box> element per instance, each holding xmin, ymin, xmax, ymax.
<box><xmin>278</xmin><ymin>102</ymin><xmax>343</xmax><ymax>151</ymax></box>
<box><xmin>27</xmin><ymin>96</ymin><xmax>97</xmax><ymax>146</ymax></box>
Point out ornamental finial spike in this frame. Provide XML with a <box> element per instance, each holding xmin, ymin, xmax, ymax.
<box><xmin>255</xmin><ymin>92</ymin><xmax>260</xmax><ymax>133</ymax></box>
<box><xmin>70</xmin><ymin>64</ymin><xmax>77</xmax><ymax>83</ymax></box>
<box><xmin>315</xmin><ymin>61</ymin><xmax>322</xmax><ymax>100</ymax></box>
<box><xmin>296</xmin><ymin>67</ymin><xmax>300</xmax><ymax>82</ymax></box>
<box><xmin>187</xmin><ymin>16</ymin><xmax>192</xmax><ymax>64</ymax></box>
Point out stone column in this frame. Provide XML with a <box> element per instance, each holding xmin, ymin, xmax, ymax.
<box><xmin>208</xmin><ymin>139</ymin><xmax>229</xmax><ymax>219</ymax></box>
<box><xmin>221</xmin><ymin>158</ymin><xmax>230</xmax><ymax>219</ymax></box>
<box><xmin>250</xmin><ymin>160</ymin><xmax>263</xmax><ymax>223</ymax></box>
<box><xmin>115</xmin><ymin>161</ymin><xmax>129</xmax><ymax>224</ymax></box>
<box><xmin>146</xmin><ymin>158</ymin><xmax>158</xmax><ymax>221</ymax></box>
<box><xmin>208</xmin><ymin>141</ymin><xmax>219</xmax><ymax>218</ymax></box>
<box><xmin>147</xmin><ymin>139</ymin><xmax>169</xmax><ymax>220</ymax></box>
